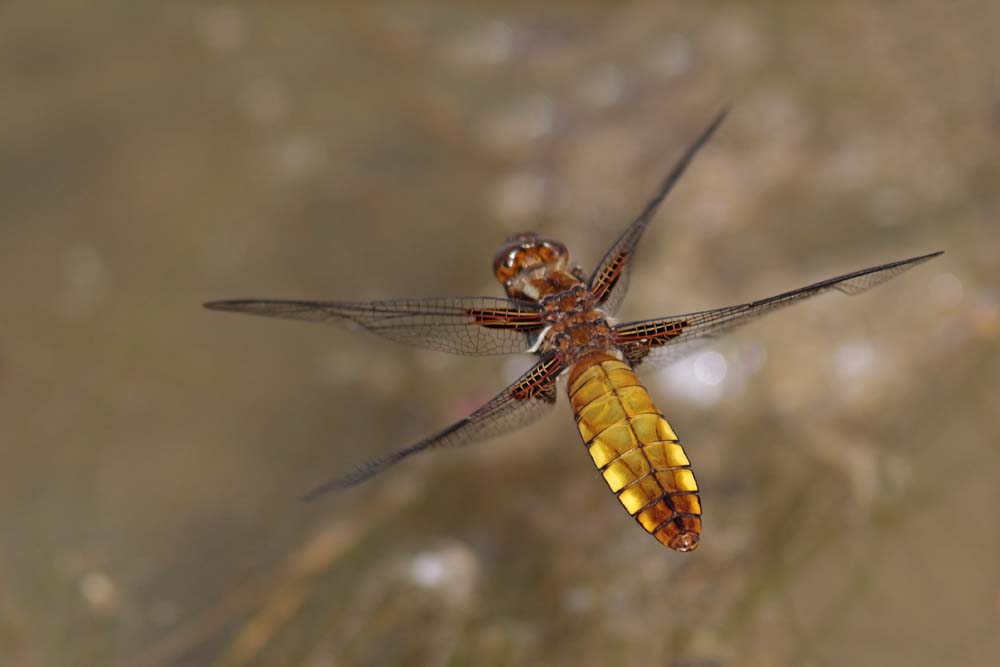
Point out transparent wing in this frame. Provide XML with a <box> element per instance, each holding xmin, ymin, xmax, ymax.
<box><xmin>302</xmin><ymin>355</ymin><xmax>564</xmax><ymax>500</ymax></box>
<box><xmin>589</xmin><ymin>108</ymin><xmax>729</xmax><ymax>315</ymax></box>
<box><xmin>204</xmin><ymin>296</ymin><xmax>545</xmax><ymax>356</ymax></box>
<box><xmin>613</xmin><ymin>252</ymin><xmax>943</xmax><ymax>369</ymax></box>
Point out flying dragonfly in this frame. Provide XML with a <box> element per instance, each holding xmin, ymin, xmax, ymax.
<box><xmin>205</xmin><ymin>109</ymin><xmax>941</xmax><ymax>553</ymax></box>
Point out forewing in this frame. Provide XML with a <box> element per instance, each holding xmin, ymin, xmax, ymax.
<box><xmin>614</xmin><ymin>252</ymin><xmax>943</xmax><ymax>369</ymax></box>
<box><xmin>302</xmin><ymin>355</ymin><xmax>564</xmax><ymax>500</ymax></box>
<box><xmin>589</xmin><ymin>108</ymin><xmax>729</xmax><ymax>315</ymax></box>
<box><xmin>204</xmin><ymin>296</ymin><xmax>545</xmax><ymax>356</ymax></box>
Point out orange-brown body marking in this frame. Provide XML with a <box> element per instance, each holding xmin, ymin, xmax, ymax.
<box><xmin>494</xmin><ymin>232</ymin><xmax>702</xmax><ymax>551</ymax></box>
<box><xmin>568</xmin><ymin>354</ymin><xmax>701</xmax><ymax>551</ymax></box>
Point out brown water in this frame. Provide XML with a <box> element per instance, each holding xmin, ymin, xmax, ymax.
<box><xmin>2</xmin><ymin>3</ymin><xmax>998</xmax><ymax>666</ymax></box>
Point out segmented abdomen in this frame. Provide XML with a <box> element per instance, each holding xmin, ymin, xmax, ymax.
<box><xmin>568</xmin><ymin>353</ymin><xmax>701</xmax><ymax>552</ymax></box>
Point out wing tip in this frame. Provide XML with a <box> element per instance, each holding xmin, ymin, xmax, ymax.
<box><xmin>300</xmin><ymin>479</ymin><xmax>344</xmax><ymax>503</ymax></box>
<box><xmin>202</xmin><ymin>298</ymin><xmax>290</xmax><ymax>313</ymax></box>
<box><xmin>692</xmin><ymin>105</ymin><xmax>730</xmax><ymax>147</ymax></box>
<box><xmin>300</xmin><ymin>485</ymin><xmax>330</xmax><ymax>503</ymax></box>
<box><xmin>203</xmin><ymin>299</ymin><xmax>268</xmax><ymax>312</ymax></box>
<box><xmin>903</xmin><ymin>250</ymin><xmax>945</xmax><ymax>266</ymax></box>
<box><xmin>301</xmin><ymin>465</ymin><xmax>377</xmax><ymax>502</ymax></box>
<box><xmin>710</xmin><ymin>104</ymin><xmax>732</xmax><ymax>128</ymax></box>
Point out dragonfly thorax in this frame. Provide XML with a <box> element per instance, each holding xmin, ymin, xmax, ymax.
<box><xmin>538</xmin><ymin>284</ymin><xmax>617</xmax><ymax>364</ymax></box>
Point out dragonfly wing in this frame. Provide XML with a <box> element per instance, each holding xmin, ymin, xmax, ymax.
<box><xmin>204</xmin><ymin>296</ymin><xmax>545</xmax><ymax>356</ymax></box>
<box><xmin>302</xmin><ymin>355</ymin><xmax>564</xmax><ymax>500</ymax></box>
<box><xmin>614</xmin><ymin>252</ymin><xmax>943</xmax><ymax>370</ymax></box>
<box><xmin>589</xmin><ymin>108</ymin><xmax>729</xmax><ymax>315</ymax></box>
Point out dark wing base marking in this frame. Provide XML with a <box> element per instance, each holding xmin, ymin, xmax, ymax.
<box><xmin>614</xmin><ymin>318</ymin><xmax>688</xmax><ymax>366</ymax></box>
<box><xmin>590</xmin><ymin>108</ymin><xmax>729</xmax><ymax>314</ymax></box>
<box><xmin>614</xmin><ymin>251</ymin><xmax>943</xmax><ymax>369</ymax></box>
<box><xmin>204</xmin><ymin>296</ymin><xmax>544</xmax><ymax>356</ymax></box>
<box><xmin>302</xmin><ymin>355</ymin><xmax>564</xmax><ymax>500</ymax></box>
<box><xmin>467</xmin><ymin>307</ymin><xmax>546</xmax><ymax>331</ymax></box>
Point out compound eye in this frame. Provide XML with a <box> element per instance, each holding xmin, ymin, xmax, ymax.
<box><xmin>538</xmin><ymin>240</ymin><xmax>567</xmax><ymax>264</ymax></box>
<box><xmin>493</xmin><ymin>246</ymin><xmax>525</xmax><ymax>283</ymax></box>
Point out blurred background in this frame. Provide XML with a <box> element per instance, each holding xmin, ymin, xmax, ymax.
<box><xmin>2</xmin><ymin>2</ymin><xmax>998</xmax><ymax>666</ymax></box>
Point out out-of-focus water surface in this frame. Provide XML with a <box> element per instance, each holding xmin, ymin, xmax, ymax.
<box><xmin>2</xmin><ymin>3</ymin><xmax>998</xmax><ymax>666</ymax></box>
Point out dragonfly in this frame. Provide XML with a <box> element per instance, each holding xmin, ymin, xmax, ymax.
<box><xmin>205</xmin><ymin>109</ymin><xmax>941</xmax><ymax>553</ymax></box>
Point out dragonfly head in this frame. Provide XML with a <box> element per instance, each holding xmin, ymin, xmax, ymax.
<box><xmin>494</xmin><ymin>233</ymin><xmax>571</xmax><ymax>298</ymax></box>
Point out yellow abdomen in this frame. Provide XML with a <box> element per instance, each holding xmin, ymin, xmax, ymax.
<box><xmin>568</xmin><ymin>354</ymin><xmax>701</xmax><ymax>552</ymax></box>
